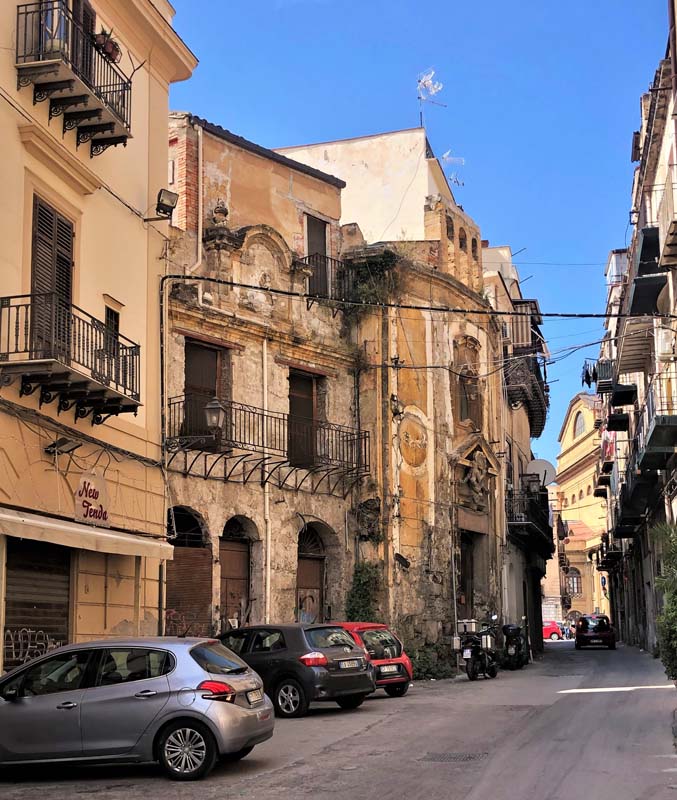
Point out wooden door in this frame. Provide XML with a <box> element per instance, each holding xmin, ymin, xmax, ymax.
<box><xmin>297</xmin><ymin>557</ymin><xmax>324</xmax><ymax>623</ymax></box>
<box><xmin>306</xmin><ymin>215</ymin><xmax>328</xmax><ymax>296</ymax></box>
<box><xmin>184</xmin><ymin>341</ymin><xmax>218</xmax><ymax>437</ymax></box>
<box><xmin>219</xmin><ymin>538</ymin><xmax>250</xmax><ymax>627</ymax></box>
<box><xmin>288</xmin><ymin>372</ymin><xmax>316</xmax><ymax>467</ymax></box>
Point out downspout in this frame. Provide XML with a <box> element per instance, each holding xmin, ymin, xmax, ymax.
<box><xmin>263</xmin><ymin>336</ymin><xmax>272</xmax><ymax>624</ymax></box>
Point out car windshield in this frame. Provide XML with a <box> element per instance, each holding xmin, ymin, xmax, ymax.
<box><xmin>579</xmin><ymin>617</ymin><xmax>610</xmax><ymax>633</ymax></box>
<box><xmin>190</xmin><ymin>641</ymin><xmax>249</xmax><ymax>674</ymax></box>
<box><xmin>360</xmin><ymin>628</ymin><xmax>402</xmax><ymax>658</ymax></box>
<box><xmin>305</xmin><ymin>627</ymin><xmax>356</xmax><ymax>649</ymax></box>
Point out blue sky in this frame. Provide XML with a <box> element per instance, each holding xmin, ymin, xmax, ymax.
<box><xmin>170</xmin><ymin>0</ymin><xmax>667</xmax><ymax>466</ymax></box>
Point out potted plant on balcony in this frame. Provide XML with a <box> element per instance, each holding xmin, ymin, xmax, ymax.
<box><xmin>93</xmin><ymin>28</ymin><xmax>122</xmax><ymax>64</ymax></box>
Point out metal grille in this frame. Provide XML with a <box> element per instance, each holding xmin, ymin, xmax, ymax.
<box><xmin>419</xmin><ymin>752</ymin><xmax>488</xmax><ymax>764</ymax></box>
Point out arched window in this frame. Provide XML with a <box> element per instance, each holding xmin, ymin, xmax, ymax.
<box><xmin>459</xmin><ymin>368</ymin><xmax>481</xmax><ymax>429</ymax></box>
<box><xmin>587</xmin><ymin>485</ymin><xmax>592</xmax><ymax>496</ymax></box>
<box><xmin>471</xmin><ymin>238</ymin><xmax>478</xmax><ymax>260</ymax></box>
<box><xmin>459</xmin><ymin>228</ymin><xmax>468</xmax><ymax>252</ymax></box>
<box><xmin>563</xmin><ymin>498</ymin><xmax>569</xmax><ymax>508</ymax></box>
<box><xmin>571</xmin><ymin>494</ymin><xmax>576</xmax><ymax>505</ymax></box>
<box><xmin>167</xmin><ymin>506</ymin><xmax>207</xmax><ymax>547</ymax></box>
<box><xmin>578</xmin><ymin>490</ymin><xmax>584</xmax><ymax>501</ymax></box>
<box><xmin>573</xmin><ymin>411</ymin><xmax>586</xmax><ymax>438</ymax></box>
<box><xmin>446</xmin><ymin>215</ymin><xmax>454</xmax><ymax>240</ymax></box>
<box><xmin>566</xmin><ymin>567</ymin><xmax>582</xmax><ymax>596</ymax></box>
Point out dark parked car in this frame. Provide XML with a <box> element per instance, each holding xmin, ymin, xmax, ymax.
<box><xmin>0</xmin><ymin>638</ymin><xmax>274</xmax><ymax>781</ymax></box>
<box><xmin>575</xmin><ymin>614</ymin><xmax>616</xmax><ymax>650</ymax></box>
<box><xmin>220</xmin><ymin>624</ymin><xmax>375</xmax><ymax>718</ymax></box>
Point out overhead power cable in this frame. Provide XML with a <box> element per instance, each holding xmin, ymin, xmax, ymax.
<box><xmin>162</xmin><ymin>274</ymin><xmax>677</xmax><ymax>321</ymax></box>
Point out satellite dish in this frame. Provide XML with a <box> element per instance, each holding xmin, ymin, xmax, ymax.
<box><xmin>525</xmin><ymin>459</ymin><xmax>556</xmax><ymax>487</ymax></box>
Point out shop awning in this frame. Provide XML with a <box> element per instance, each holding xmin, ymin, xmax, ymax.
<box><xmin>0</xmin><ymin>508</ymin><xmax>173</xmax><ymax>560</ymax></box>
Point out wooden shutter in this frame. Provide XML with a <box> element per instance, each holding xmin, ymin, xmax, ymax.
<box><xmin>288</xmin><ymin>372</ymin><xmax>316</xmax><ymax>467</ymax></box>
<box><xmin>184</xmin><ymin>341</ymin><xmax>219</xmax><ymax>437</ymax></box>
<box><xmin>306</xmin><ymin>216</ymin><xmax>328</xmax><ymax>296</ymax></box>
<box><xmin>72</xmin><ymin>0</ymin><xmax>95</xmax><ymax>81</ymax></box>
<box><xmin>31</xmin><ymin>195</ymin><xmax>73</xmax><ymax>304</ymax></box>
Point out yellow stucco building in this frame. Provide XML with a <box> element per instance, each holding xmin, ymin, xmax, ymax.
<box><xmin>546</xmin><ymin>393</ymin><xmax>610</xmax><ymax>621</ymax></box>
<box><xmin>0</xmin><ymin>0</ymin><xmax>196</xmax><ymax>671</ymax></box>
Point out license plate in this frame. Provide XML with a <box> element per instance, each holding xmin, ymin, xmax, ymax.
<box><xmin>340</xmin><ymin>659</ymin><xmax>360</xmax><ymax>669</ymax></box>
<box><xmin>507</xmin><ymin>646</ymin><xmax>516</xmax><ymax>655</ymax></box>
<box><xmin>590</xmin><ymin>639</ymin><xmax>602</xmax><ymax>644</ymax></box>
<box><xmin>380</xmin><ymin>664</ymin><xmax>398</xmax><ymax>674</ymax></box>
<box><xmin>247</xmin><ymin>688</ymin><xmax>263</xmax><ymax>703</ymax></box>
<box><xmin>463</xmin><ymin>649</ymin><xmax>472</xmax><ymax>659</ymax></box>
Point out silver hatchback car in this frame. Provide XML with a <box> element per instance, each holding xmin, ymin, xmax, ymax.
<box><xmin>0</xmin><ymin>637</ymin><xmax>274</xmax><ymax>780</ymax></box>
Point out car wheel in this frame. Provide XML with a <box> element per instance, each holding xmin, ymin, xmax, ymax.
<box><xmin>384</xmin><ymin>682</ymin><xmax>410</xmax><ymax>697</ymax></box>
<box><xmin>550</xmin><ymin>633</ymin><xmax>559</xmax><ymax>640</ymax></box>
<box><xmin>157</xmin><ymin>720</ymin><xmax>217</xmax><ymax>781</ymax></box>
<box><xmin>336</xmin><ymin>694</ymin><xmax>366</xmax><ymax>710</ymax></box>
<box><xmin>466</xmin><ymin>657</ymin><xmax>480</xmax><ymax>681</ymax></box>
<box><xmin>223</xmin><ymin>745</ymin><xmax>254</xmax><ymax>762</ymax></box>
<box><xmin>274</xmin><ymin>678</ymin><xmax>309</xmax><ymax>718</ymax></box>
<box><xmin>487</xmin><ymin>664</ymin><xmax>498</xmax><ymax>679</ymax></box>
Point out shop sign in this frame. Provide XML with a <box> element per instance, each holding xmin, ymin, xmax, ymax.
<box><xmin>74</xmin><ymin>471</ymin><xmax>110</xmax><ymax>527</ymax></box>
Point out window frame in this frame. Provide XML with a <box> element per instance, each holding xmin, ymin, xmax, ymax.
<box><xmin>93</xmin><ymin>647</ymin><xmax>176</xmax><ymax>687</ymax></box>
<box><xmin>1</xmin><ymin>648</ymin><xmax>96</xmax><ymax>698</ymax></box>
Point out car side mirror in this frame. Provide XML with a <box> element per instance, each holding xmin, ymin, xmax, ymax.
<box><xmin>1</xmin><ymin>687</ymin><xmax>19</xmax><ymax>702</ymax></box>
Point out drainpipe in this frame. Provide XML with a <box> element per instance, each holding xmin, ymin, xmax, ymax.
<box><xmin>263</xmin><ymin>336</ymin><xmax>272</xmax><ymax>624</ymax></box>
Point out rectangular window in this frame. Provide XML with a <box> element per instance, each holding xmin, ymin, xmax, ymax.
<box><xmin>288</xmin><ymin>370</ymin><xmax>317</xmax><ymax>467</ymax></box>
<box><xmin>306</xmin><ymin>215</ymin><xmax>328</xmax><ymax>297</ymax></box>
<box><xmin>183</xmin><ymin>341</ymin><xmax>231</xmax><ymax>438</ymax></box>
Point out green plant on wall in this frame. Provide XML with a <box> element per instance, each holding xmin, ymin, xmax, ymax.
<box><xmin>409</xmin><ymin>643</ymin><xmax>456</xmax><ymax>680</ymax></box>
<box><xmin>342</xmin><ymin>250</ymin><xmax>400</xmax><ymax>321</ymax></box>
<box><xmin>651</xmin><ymin>524</ymin><xmax>677</xmax><ymax>678</ymax></box>
<box><xmin>346</xmin><ymin>561</ymin><xmax>381</xmax><ymax>621</ymax></box>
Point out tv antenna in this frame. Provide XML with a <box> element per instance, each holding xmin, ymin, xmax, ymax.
<box><xmin>417</xmin><ymin>68</ymin><xmax>446</xmax><ymax>127</ymax></box>
<box><xmin>441</xmin><ymin>150</ymin><xmax>465</xmax><ymax>187</ymax></box>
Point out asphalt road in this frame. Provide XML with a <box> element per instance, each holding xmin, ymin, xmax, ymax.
<box><xmin>1</xmin><ymin>641</ymin><xmax>676</xmax><ymax>800</ymax></box>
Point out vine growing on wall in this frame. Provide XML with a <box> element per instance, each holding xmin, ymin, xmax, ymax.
<box><xmin>653</xmin><ymin>524</ymin><xmax>677</xmax><ymax>674</ymax></box>
<box><xmin>346</xmin><ymin>561</ymin><xmax>381</xmax><ymax>621</ymax></box>
<box><xmin>342</xmin><ymin>250</ymin><xmax>400</xmax><ymax>324</ymax></box>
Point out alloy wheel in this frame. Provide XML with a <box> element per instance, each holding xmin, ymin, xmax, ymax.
<box><xmin>278</xmin><ymin>683</ymin><xmax>301</xmax><ymax>715</ymax></box>
<box><xmin>163</xmin><ymin>727</ymin><xmax>207</xmax><ymax>775</ymax></box>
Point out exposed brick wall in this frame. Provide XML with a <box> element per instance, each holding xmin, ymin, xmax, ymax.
<box><xmin>169</xmin><ymin>115</ymin><xmax>200</xmax><ymax>235</ymax></box>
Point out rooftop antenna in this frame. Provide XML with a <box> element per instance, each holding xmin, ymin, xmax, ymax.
<box><xmin>441</xmin><ymin>149</ymin><xmax>465</xmax><ymax>187</ymax></box>
<box><xmin>417</xmin><ymin>68</ymin><xmax>446</xmax><ymax>127</ymax></box>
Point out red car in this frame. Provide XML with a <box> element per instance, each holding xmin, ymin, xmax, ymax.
<box><xmin>543</xmin><ymin>620</ymin><xmax>562</xmax><ymax>641</ymax></box>
<box><xmin>575</xmin><ymin>614</ymin><xmax>616</xmax><ymax>650</ymax></box>
<box><xmin>334</xmin><ymin>622</ymin><xmax>413</xmax><ymax>697</ymax></box>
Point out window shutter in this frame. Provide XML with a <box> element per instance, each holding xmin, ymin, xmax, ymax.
<box><xmin>31</xmin><ymin>196</ymin><xmax>57</xmax><ymax>296</ymax></box>
<box><xmin>55</xmin><ymin>213</ymin><xmax>73</xmax><ymax>304</ymax></box>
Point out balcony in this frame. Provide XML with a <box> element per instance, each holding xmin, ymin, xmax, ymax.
<box><xmin>506</xmin><ymin>491</ymin><xmax>554</xmax><ymax>559</ymax></box>
<box><xmin>294</xmin><ymin>254</ymin><xmax>354</xmax><ymax>310</ymax></box>
<box><xmin>0</xmin><ymin>293</ymin><xmax>140</xmax><ymax>422</ymax></box>
<box><xmin>165</xmin><ymin>393</ymin><xmax>370</xmax><ymax>495</ymax></box>
<box><xmin>636</xmin><ymin>369</ymin><xmax>677</xmax><ymax>469</ymax></box>
<box><xmin>658</xmin><ymin>173</ymin><xmax>677</xmax><ymax>267</ymax></box>
<box><xmin>610</xmin><ymin>383</ymin><xmax>637</xmax><ymax>407</ymax></box>
<box><xmin>16</xmin><ymin>1</ymin><xmax>132</xmax><ymax>157</ymax></box>
<box><xmin>504</xmin><ymin>355</ymin><xmax>549</xmax><ymax>438</ymax></box>
<box><xmin>627</xmin><ymin>227</ymin><xmax>666</xmax><ymax>316</ymax></box>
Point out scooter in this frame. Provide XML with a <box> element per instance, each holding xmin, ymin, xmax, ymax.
<box><xmin>459</xmin><ymin>615</ymin><xmax>499</xmax><ymax>681</ymax></box>
<box><xmin>502</xmin><ymin>615</ymin><xmax>529</xmax><ymax>670</ymax></box>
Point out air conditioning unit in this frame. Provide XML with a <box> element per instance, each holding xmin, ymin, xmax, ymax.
<box><xmin>657</xmin><ymin>327</ymin><xmax>675</xmax><ymax>363</ymax></box>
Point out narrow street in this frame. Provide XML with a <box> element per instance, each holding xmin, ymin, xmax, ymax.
<box><xmin>1</xmin><ymin>642</ymin><xmax>675</xmax><ymax>800</ymax></box>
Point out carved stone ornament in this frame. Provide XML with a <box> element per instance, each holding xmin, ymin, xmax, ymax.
<box><xmin>398</xmin><ymin>414</ymin><xmax>428</xmax><ymax>468</ymax></box>
<box><xmin>462</xmin><ymin>449</ymin><xmax>489</xmax><ymax>511</ymax></box>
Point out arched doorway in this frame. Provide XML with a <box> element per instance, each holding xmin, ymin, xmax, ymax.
<box><xmin>297</xmin><ymin>525</ymin><xmax>325</xmax><ymax>623</ymax></box>
<box><xmin>165</xmin><ymin>507</ymin><xmax>213</xmax><ymax>636</ymax></box>
<box><xmin>220</xmin><ymin>516</ymin><xmax>256</xmax><ymax>629</ymax></box>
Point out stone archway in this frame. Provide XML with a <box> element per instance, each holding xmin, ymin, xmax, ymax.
<box><xmin>220</xmin><ymin>516</ymin><xmax>259</xmax><ymax>629</ymax></box>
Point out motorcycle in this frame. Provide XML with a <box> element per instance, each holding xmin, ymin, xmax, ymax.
<box><xmin>502</xmin><ymin>615</ymin><xmax>529</xmax><ymax>670</ymax></box>
<box><xmin>458</xmin><ymin>615</ymin><xmax>499</xmax><ymax>681</ymax></box>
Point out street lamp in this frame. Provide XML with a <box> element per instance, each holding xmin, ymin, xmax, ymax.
<box><xmin>204</xmin><ymin>397</ymin><xmax>226</xmax><ymax>432</ymax></box>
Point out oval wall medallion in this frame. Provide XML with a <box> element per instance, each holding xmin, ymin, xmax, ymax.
<box><xmin>399</xmin><ymin>414</ymin><xmax>428</xmax><ymax>467</ymax></box>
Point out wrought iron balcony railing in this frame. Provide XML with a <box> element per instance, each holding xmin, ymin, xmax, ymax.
<box><xmin>295</xmin><ymin>254</ymin><xmax>355</xmax><ymax>302</ymax></box>
<box><xmin>16</xmin><ymin>1</ymin><xmax>132</xmax><ymax>154</ymax></box>
<box><xmin>0</xmin><ymin>293</ymin><xmax>140</xmax><ymax>402</ymax></box>
<box><xmin>506</xmin><ymin>491</ymin><xmax>554</xmax><ymax>557</ymax></box>
<box><xmin>166</xmin><ymin>392</ymin><xmax>370</xmax><ymax>475</ymax></box>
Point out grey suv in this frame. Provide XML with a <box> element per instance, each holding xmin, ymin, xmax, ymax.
<box><xmin>0</xmin><ymin>637</ymin><xmax>274</xmax><ymax>780</ymax></box>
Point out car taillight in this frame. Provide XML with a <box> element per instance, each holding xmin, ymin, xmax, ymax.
<box><xmin>197</xmin><ymin>680</ymin><xmax>236</xmax><ymax>701</ymax></box>
<box><xmin>299</xmin><ymin>651</ymin><xmax>328</xmax><ymax>667</ymax></box>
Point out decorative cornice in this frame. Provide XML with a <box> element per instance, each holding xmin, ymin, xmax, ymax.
<box><xmin>19</xmin><ymin>124</ymin><xmax>102</xmax><ymax>196</ymax></box>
